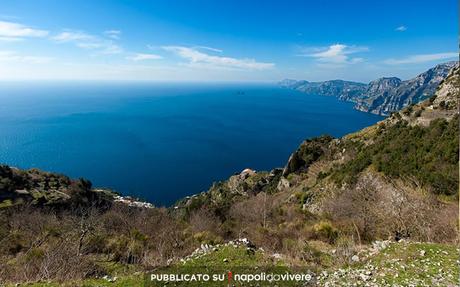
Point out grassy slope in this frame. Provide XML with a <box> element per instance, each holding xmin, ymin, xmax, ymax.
<box><xmin>319</xmin><ymin>242</ymin><xmax>459</xmax><ymax>287</ymax></box>
<box><xmin>7</xmin><ymin>242</ymin><xmax>458</xmax><ymax>287</ymax></box>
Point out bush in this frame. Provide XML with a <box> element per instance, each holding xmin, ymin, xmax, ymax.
<box><xmin>294</xmin><ymin>190</ymin><xmax>313</xmax><ymax>206</ymax></box>
<box><xmin>313</xmin><ymin>221</ymin><xmax>339</xmax><ymax>244</ymax></box>
<box><xmin>334</xmin><ymin>236</ymin><xmax>357</xmax><ymax>265</ymax></box>
<box><xmin>402</xmin><ymin>104</ymin><xmax>414</xmax><ymax>115</ymax></box>
<box><xmin>284</xmin><ymin>135</ymin><xmax>333</xmax><ymax>175</ymax></box>
<box><xmin>301</xmin><ymin>241</ymin><xmax>326</xmax><ymax>264</ymax></box>
<box><xmin>193</xmin><ymin>231</ymin><xmax>223</xmax><ymax>245</ymax></box>
<box><xmin>439</xmin><ymin>100</ymin><xmax>446</xmax><ymax>109</ymax></box>
<box><xmin>317</xmin><ymin>171</ymin><xmax>329</xmax><ymax>181</ymax></box>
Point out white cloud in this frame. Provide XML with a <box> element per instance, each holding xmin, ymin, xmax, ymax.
<box><xmin>53</xmin><ymin>31</ymin><xmax>92</xmax><ymax>42</ymax></box>
<box><xmin>194</xmin><ymin>46</ymin><xmax>223</xmax><ymax>53</ymax></box>
<box><xmin>395</xmin><ymin>26</ymin><xmax>407</xmax><ymax>32</ymax></box>
<box><xmin>301</xmin><ymin>44</ymin><xmax>368</xmax><ymax>65</ymax></box>
<box><xmin>126</xmin><ymin>53</ymin><xmax>163</xmax><ymax>61</ymax></box>
<box><xmin>104</xmin><ymin>30</ymin><xmax>121</xmax><ymax>40</ymax></box>
<box><xmin>383</xmin><ymin>52</ymin><xmax>458</xmax><ymax>65</ymax></box>
<box><xmin>162</xmin><ymin>46</ymin><xmax>274</xmax><ymax>70</ymax></box>
<box><xmin>0</xmin><ymin>21</ymin><xmax>48</xmax><ymax>41</ymax></box>
<box><xmin>52</xmin><ymin>30</ymin><xmax>123</xmax><ymax>54</ymax></box>
<box><xmin>0</xmin><ymin>50</ymin><xmax>52</xmax><ymax>64</ymax></box>
<box><xmin>100</xmin><ymin>43</ymin><xmax>123</xmax><ymax>54</ymax></box>
<box><xmin>76</xmin><ymin>42</ymin><xmax>103</xmax><ymax>49</ymax></box>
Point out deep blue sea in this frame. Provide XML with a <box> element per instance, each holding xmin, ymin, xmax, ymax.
<box><xmin>0</xmin><ymin>82</ymin><xmax>383</xmax><ymax>205</ymax></box>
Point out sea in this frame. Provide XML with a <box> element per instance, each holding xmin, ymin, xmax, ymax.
<box><xmin>0</xmin><ymin>82</ymin><xmax>383</xmax><ymax>205</ymax></box>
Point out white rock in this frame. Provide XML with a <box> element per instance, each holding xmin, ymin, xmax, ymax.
<box><xmin>359</xmin><ymin>273</ymin><xmax>370</xmax><ymax>281</ymax></box>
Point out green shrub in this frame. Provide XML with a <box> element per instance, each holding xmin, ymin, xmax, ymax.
<box><xmin>294</xmin><ymin>190</ymin><xmax>313</xmax><ymax>206</ymax></box>
<box><xmin>317</xmin><ymin>171</ymin><xmax>329</xmax><ymax>180</ymax></box>
<box><xmin>285</xmin><ymin>135</ymin><xmax>333</xmax><ymax>175</ymax></box>
<box><xmin>313</xmin><ymin>221</ymin><xmax>339</xmax><ymax>243</ymax></box>
<box><xmin>25</xmin><ymin>247</ymin><xmax>45</xmax><ymax>261</ymax></box>
<box><xmin>193</xmin><ymin>231</ymin><xmax>223</xmax><ymax>245</ymax></box>
<box><xmin>439</xmin><ymin>100</ymin><xmax>446</xmax><ymax>109</ymax></box>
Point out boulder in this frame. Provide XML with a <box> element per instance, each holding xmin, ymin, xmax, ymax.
<box><xmin>277</xmin><ymin>177</ymin><xmax>290</xmax><ymax>191</ymax></box>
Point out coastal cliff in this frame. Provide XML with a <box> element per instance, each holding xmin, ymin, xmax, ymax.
<box><xmin>280</xmin><ymin>61</ymin><xmax>458</xmax><ymax>116</ymax></box>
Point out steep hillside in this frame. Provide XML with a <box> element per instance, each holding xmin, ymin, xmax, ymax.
<box><xmin>356</xmin><ymin>61</ymin><xmax>458</xmax><ymax>115</ymax></box>
<box><xmin>177</xmin><ymin>63</ymin><xmax>459</xmax><ymax>247</ymax></box>
<box><xmin>0</xmin><ymin>165</ymin><xmax>113</xmax><ymax>209</ymax></box>
<box><xmin>281</xmin><ymin>61</ymin><xmax>458</xmax><ymax>115</ymax></box>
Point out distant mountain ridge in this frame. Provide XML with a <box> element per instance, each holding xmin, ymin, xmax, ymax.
<box><xmin>280</xmin><ymin>61</ymin><xmax>459</xmax><ymax>115</ymax></box>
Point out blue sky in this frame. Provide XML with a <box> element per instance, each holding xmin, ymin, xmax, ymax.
<box><xmin>0</xmin><ymin>0</ymin><xmax>457</xmax><ymax>82</ymax></box>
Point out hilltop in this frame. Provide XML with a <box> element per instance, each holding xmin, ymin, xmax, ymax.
<box><xmin>0</xmin><ymin>165</ymin><xmax>114</xmax><ymax>210</ymax></box>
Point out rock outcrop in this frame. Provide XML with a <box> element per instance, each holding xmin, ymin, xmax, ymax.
<box><xmin>281</xmin><ymin>61</ymin><xmax>458</xmax><ymax>116</ymax></box>
<box><xmin>357</xmin><ymin>61</ymin><xmax>458</xmax><ymax>115</ymax></box>
<box><xmin>432</xmin><ymin>65</ymin><xmax>459</xmax><ymax>110</ymax></box>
